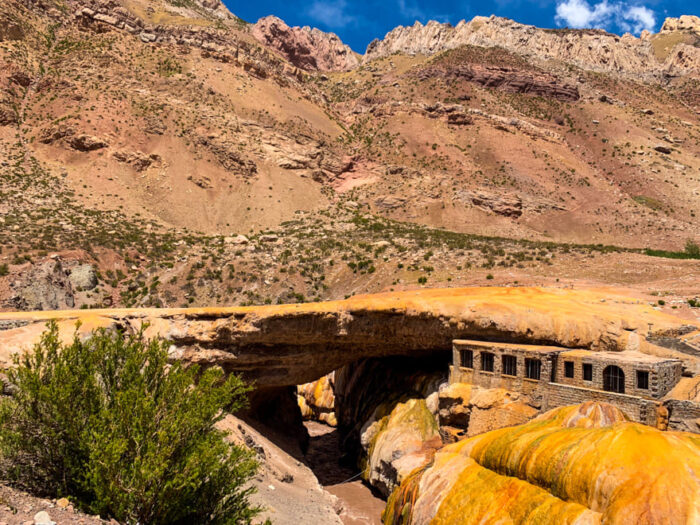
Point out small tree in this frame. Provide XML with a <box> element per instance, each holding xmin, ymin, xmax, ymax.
<box><xmin>0</xmin><ymin>322</ymin><xmax>259</xmax><ymax>525</ymax></box>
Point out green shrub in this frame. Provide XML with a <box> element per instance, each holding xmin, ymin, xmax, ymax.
<box><xmin>0</xmin><ymin>264</ymin><xmax>8</xmax><ymax>277</ymax></box>
<box><xmin>686</xmin><ymin>240</ymin><xmax>700</xmax><ymax>258</ymax></box>
<box><xmin>0</xmin><ymin>322</ymin><xmax>259</xmax><ymax>524</ymax></box>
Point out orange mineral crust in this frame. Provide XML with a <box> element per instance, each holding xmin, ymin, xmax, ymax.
<box><xmin>385</xmin><ymin>402</ymin><xmax>700</xmax><ymax>524</ymax></box>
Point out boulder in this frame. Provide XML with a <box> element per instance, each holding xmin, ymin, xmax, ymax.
<box><xmin>68</xmin><ymin>264</ymin><xmax>98</xmax><ymax>291</ymax></box>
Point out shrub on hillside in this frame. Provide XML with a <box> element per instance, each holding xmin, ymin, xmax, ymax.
<box><xmin>0</xmin><ymin>322</ymin><xmax>260</xmax><ymax>525</ymax></box>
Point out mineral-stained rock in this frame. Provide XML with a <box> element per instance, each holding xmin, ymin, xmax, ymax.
<box><xmin>297</xmin><ymin>373</ymin><xmax>337</xmax><ymax>426</ymax></box>
<box><xmin>0</xmin><ymin>287</ymin><xmax>696</xmax><ymax>386</ymax></box>
<box><xmin>252</xmin><ymin>16</ymin><xmax>359</xmax><ymax>72</ymax></box>
<box><xmin>360</xmin><ymin>396</ymin><xmax>442</xmax><ymax>497</ymax></box>
<box><xmin>385</xmin><ymin>402</ymin><xmax>700</xmax><ymax>525</ymax></box>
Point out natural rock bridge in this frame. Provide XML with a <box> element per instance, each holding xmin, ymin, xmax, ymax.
<box><xmin>1</xmin><ymin>287</ymin><xmax>697</xmax><ymax>387</ymax></box>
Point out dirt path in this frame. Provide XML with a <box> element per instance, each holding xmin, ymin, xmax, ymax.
<box><xmin>304</xmin><ymin>421</ymin><xmax>386</xmax><ymax>525</ymax></box>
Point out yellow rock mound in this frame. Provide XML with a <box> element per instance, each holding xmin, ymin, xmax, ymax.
<box><xmin>385</xmin><ymin>402</ymin><xmax>700</xmax><ymax>524</ymax></box>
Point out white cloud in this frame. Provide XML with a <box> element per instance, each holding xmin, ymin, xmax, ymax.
<box><xmin>554</xmin><ymin>0</ymin><xmax>656</xmax><ymax>34</ymax></box>
<box><xmin>398</xmin><ymin>0</ymin><xmax>425</xmax><ymax>20</ymax></box>
<box><xmin>307</xmin><ymin>0</ymin><xmax>355</xmax><ymax>28</ymax></box>
<box><xmin>623</xmin><ymin>6</ymin><xmax>656</xmax><ymax>33</ymax></box>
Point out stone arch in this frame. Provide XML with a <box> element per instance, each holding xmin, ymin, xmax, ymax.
<box><xmin>603</xmin><ymin>365</ymin><xmax>625</xmax><ymax>394</ymax></box>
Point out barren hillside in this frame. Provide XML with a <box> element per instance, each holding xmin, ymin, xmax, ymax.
<box><xmin>0</xmin><ymin>0</ymin><xmax>698</xmax><ymax>312</ymax></box>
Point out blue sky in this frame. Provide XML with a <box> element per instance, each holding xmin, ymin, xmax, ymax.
<box><xmin>226</xmin><ymin>0</ymin><xmax>694</xmax><ymax>53</ymax></box>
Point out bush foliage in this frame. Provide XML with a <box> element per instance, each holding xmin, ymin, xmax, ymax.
<box><xmin>0</xmin><ymin>322</ymin><xmax>259</xmax><ymax>524</ymax></box>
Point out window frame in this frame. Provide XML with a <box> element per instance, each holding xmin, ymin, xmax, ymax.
<box><xmin>564</xmin><ymin>361</ymin><xmax>575</xmax><ymax>379</ymax></box>
<box><xmin>582</xmin><ymin>363</ymin><xmax>593</xmax><ymax>382</ymax></box>
<box><xmin>460</xmin><ymin>349</ymin><xmax>474</xmax><ymax>369</ymax></box>
<box><xmin>481</xmin><ymin>352</ymin><xmax>494</xmax><ymax>372</ymax></box>
<box><xmin>636</xmin><ymin>370</ymin><xmax>649</xmax><ymax>390</ymax></box>
<box><xmin>525</xmin><ymin>358</ymin><xmax>541</xmax><ymax>380</ymax></box>
<box><xmin>502</xmin><ymin>355</ymin><xmax>517</xmax><ymax>377</ymax></box>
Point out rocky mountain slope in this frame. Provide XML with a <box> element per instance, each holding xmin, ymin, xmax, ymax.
<box><xmin>364</xmin><ymin>15</ymin><xmax>700</xmax><ymax>79</ymax></box>
<box><xmin>0</xmin><ymin>0</ymin><xmax>698</xmax><ymax>313</ymax></box>
<box><xmin>252</xmin><ymin>15</ymin><xmax>359</xmax><ymax>71</ymax></box>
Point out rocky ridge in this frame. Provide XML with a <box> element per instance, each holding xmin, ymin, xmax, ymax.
<box><xmin>364</xmin><ymin>15</ymin><xmax>700</xmax><ymax>79</ymax></box>
<box><xmin>252</xmin><ymin>16</ymin><xmax>359</xmax><ymax>72</ymax></box>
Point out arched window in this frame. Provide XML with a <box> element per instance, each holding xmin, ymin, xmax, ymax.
<box><xmin>603</xmin><ymin>365</ymin><xmax>625</xmax><ymax>393</ymax></box>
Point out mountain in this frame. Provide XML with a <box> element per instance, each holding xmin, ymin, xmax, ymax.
<box><xmin>0</xmin><ymin>0</ymin><xmax>698</xmax><ymax>313</ymax></box>
<box><xmin>364</xmin><ymin>15</ymin><xmax>700</xmax><ymax>79</ymax></box>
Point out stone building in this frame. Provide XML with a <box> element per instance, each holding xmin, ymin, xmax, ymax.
<box><xmin>450</xmin><ymin>339</ymin><xmax>684</xmax><ymax>426</ymax></box>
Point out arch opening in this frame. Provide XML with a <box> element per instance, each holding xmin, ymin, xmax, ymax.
<box><xmin>603</xmin><ymin>365</ymin><xmax>625</xmax><ymax>394</ymax></box>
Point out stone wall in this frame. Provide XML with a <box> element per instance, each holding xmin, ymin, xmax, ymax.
<box><xmin>542</xmin><ymin>383</ymin><xmax>660</xmax><ymax>426</ymax></box>
<box><xmin>554</xmin><ymin>351</ymin><xmax>682</xmax><ymax>399</ymax></box>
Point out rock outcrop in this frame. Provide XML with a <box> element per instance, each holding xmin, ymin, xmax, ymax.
<box><xmin>364</xmin><ymin>16</ymin><xmax>700</xmax><ymax>79</ymax></box>
<box><xmin>415</xmin><ymin>47</ymin><xmax>579</xmax><ymax>101</ymax></box>
<box><xmin>384</xmin><ymin>402</ymin><xmax>700</xmax><ymax>524</ymax></box>
<box><xmin>297</xmin><ymin>373</ymin><xmax>337</xmax><ymax>426</ymax></box>
<box><xmin>252</xmin><ymin>16</ymin><xmax>359</xmax><ymax>72</ymax></box>
<box><xmin>0</xmin><ymin>287</ymin><xmax>696</xmax><ymax>387</ymax></box>
<box><xmin>7</xmin><ymin>260</ymin><xmax>75</xmax><ymax>311</ymax></box>
<box><xmin>437</xmin><ymin>383</ymin><xmax>538</xmax><ymax>441</ymax></box>
<box><xmin>661</xmin><ymin>15</ymin><xmax>700</xmax><ymax>34</ymax></box>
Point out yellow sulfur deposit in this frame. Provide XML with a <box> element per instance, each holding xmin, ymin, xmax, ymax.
<box><xmin>385</xmin><ymin>402</ymin><xmax>700</xmax><ymax>524</ymax></box>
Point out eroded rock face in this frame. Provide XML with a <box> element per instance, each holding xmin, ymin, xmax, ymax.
<box><xmin>252</xmin><ymin>16</ymin><xmax>359</xmax><ymax>72</ymax></box>
<box><xmin>385</xmin><ymin>402</ymin><xmax>700</xmax><ymax>524</ymax></box>
<box><xmin>7</xmin><ymin>260</ymin><xmax>75</xmax><ymax>311</ymax></box>
<box><xmin>0</xmin><ymin>287</ymin><xmax>696</xmax><ymax>387</ymax></box>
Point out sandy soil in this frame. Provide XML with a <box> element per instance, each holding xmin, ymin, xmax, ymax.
<box><xmin>304</xmin><ymin>421</ymin><xmax>386</xmax><ymax>525</ymax></box>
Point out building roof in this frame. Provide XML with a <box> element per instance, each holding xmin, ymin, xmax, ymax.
<box><xmin>453</xmin><ymin>339</ymin><xmax>566</xmax><ymax>355</ymax></box>
<box><xmin>558</xmin><ymin>349</ymin><xmax>681</xmax><ymax>366</ymax></box>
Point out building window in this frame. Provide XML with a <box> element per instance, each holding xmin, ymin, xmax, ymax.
<box><xmin>502</xmin><ymin>355</ymin><xmax>517</xmax><ymax>376</ymax></box>
<box><xmin>583</xmin><ymin>364</ymin><xmax>593</xmax><ymax>381</ymax></box>
<box><xmin>564</xmin><ymin>361</ymin><xmax>575</xmax><ymax>378</ymax></box>
<box><xmin>460</xmin><ymin>349</ymin><xmax>473</xmax><ymax>369</ymax></box>
<box><xmin>603</xmin><ymin>365</ymin><xmax>625</xmax><ymax>394</ymax></box>
<box><xmin>481</xmin><ymin>352</ymin><xmax>494</xmax><ymax>372</ymax></box>
<box><xmin>525</xmin><ymin>359</ymin><xmax>541</xmax><ymax>380</ymax></box>
<box><xmin>637</xmin><ymin>370</ymin><xmax>649</xmax><ymax>390</ymax></box>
